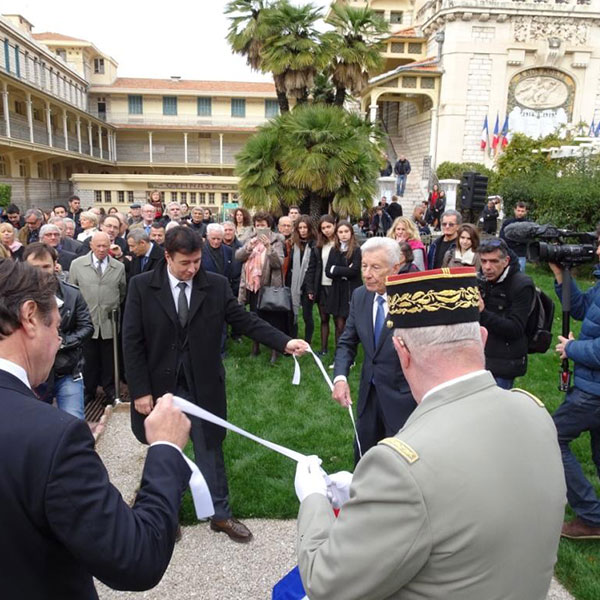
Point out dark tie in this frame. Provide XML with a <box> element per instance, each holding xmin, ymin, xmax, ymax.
<box><xmin>374</xmin><ymin>295</ymin><xmax>386</xmax><ymax>348</ymax></box>
<box><xmin>96</xmin><ymin>260</ymin><xmax>103</xmax><ymax>277</ymax></box>
<box><xmin>141</xmin><ymin>256</ymin><xmax>149</xmax><ymax>271</ymax></box>
<box><xmin>177</xmin><ymin>281</ymin><xmax>189</xmax><ymax>328</ymax></box>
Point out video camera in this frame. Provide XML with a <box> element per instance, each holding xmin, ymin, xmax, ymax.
<box><xmin>503</xmin><ymin>222</ymin><xmax>597</xmax><ymax>266</ymax></box>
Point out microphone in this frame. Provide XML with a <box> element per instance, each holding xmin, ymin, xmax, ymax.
<box><xmin>503</xmin><ymin>222</ymin><xmax>539</xmax><ymax>242</ymax></box>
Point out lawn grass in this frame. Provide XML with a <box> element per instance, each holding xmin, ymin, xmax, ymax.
<box><xmin>180</xmin><ymin>264</ymin><xmax>600</xmax><ymax>599</ymax></box>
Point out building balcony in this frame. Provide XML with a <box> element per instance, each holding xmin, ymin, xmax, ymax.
<box><xmin>94</xmin><ymin>111</ymin><xmax>270</xmax><ymax>130</ymax></box>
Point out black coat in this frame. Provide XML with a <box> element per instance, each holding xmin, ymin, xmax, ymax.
<box><xmin>387</xmin><ymin>202</ymin><xmax>403</xmax><ymax>220</ymax></box>
<box><xmin>479</xmin><ymin>262</ymin><xmax>535</xmax><ymax>378</ymax></box>
<box><xmin>53</xmin><ymin>280</ymin><xmax>94</xmax><ymax>377</ymax></box>
<box><xmin>0</xmin><ymin>369</ymin><xmax>190</xmax><ymax>599</ymax></box>
<box><xmin>123</xmin><ymin>262</ymin><xmax>291</xmax><ymax>446</ymax></box>
<box><xmin>304</xmin><ymin>245</ymin><xmax>326</xmax><ymax>302</ymax></box>
<box><xmin>325</xmin><ymin>246</ymin><xmax>362</xmax><ymax>318</ymax></box>
<box><xmin>224</xmin><ymin>238</ymin><xmax>243</xmax><ymax>298</ymax></box>
<box><xmin>57</xmin><ymin>248</ymin><xmax>77</xmax><ymax>273</ymax></box>
<box><xmin>61</xmin><ymin>236</ymin><xmax>86</xmax><ymax>256</ymax></box>
<box><xmin>201</xmin><ymin>243</ymin><xmax>233</xmax><ymax>280</ymax></box>
<box><xmin>129</xmin><ymin>242</ymin><xmax>164</xmax><ymax>279</ymax></box>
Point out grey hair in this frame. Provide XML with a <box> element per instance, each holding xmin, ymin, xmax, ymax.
<box><xmin>79</xmin><ymin>211</ymin><xmax>98</xmax><ymax>226</ymax></box>
<box><xmin>222</xmin><ymin>220</ymin><xmax>235</xmax><ymax>228</ymax></box>
<box><xmin>206</xmin><ymin>223</ymin><xmax>224</xmax><ymax>236</ymax></box>
<box><xmin>441</xmin><ymin>209</ymin><xmax>462</xmax><ymax>225</ymax></box>
<box><xmin>48</xmin><ymin>216</ymin><xmax>64</xmax><ymax>225</ymax></box>
<box><xmin>25</xmin><ymin>208</ymin><xmax>43</xmax><ymax>221</ymax></box>
<box><xmin>393</xmin><ymin>322</ymin><xmax>481</xmax><ymax>349</ymax></box>
<box><xmin>361</xmin><ymin>237</ymin><xmax>401</xmax><ymax>267</ymax></box>
<box><xmin>40</xmin><ymin>224</ymin><xmax>60</xmax><ymax>237</ymax></box>
<box><xmin>127</xmin><ymin>228</ymin><xmax>150</xmax><ymax>243</ymax></box>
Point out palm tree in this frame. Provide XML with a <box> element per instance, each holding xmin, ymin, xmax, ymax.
<box><xmin>225</xmin><ymin>0</ymin><xmax>269</xmax><ymax>71</ymax></box>
<box><xmin>235</xmin><ymin>105</ymin><xmax>384</xmax><ymax>218</ymax></box>
<box><xmin>259</xmin><ymin>1</ymin><xmax>330</xmax><ymax>108</ymax></box>
<box><xmin>325</xmin><ymin>4</ymin><xmax>389</xmax><ymax>107</ymax></box>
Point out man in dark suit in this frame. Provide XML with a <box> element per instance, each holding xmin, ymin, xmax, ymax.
<box><xmin>201</xmin><ymin>223</ymin><xmax>233</xmax><ymax>281</ymax></box>
<box><xmin>0</xmin><ymin>259</ymin><xmax>193</xmax><ymax>599</ymax></box>
<box><xmin>127</xmin><ymin>228</ymin><xmax>164</xmax><ymax>278</ymax></box>
<box><xmin>332</xmin><ymin>237</ymin><xmax>416</xmax><ymax>464</ymax></box>
<box><xmin>123</xmin><ymin>226</ymin><xmax>308</xmax><ymax>543</ymax></box>
<box><xmin>40</xmin><ymin>223</ymin><xmax>77</xmax><ymax>273</ymax></box>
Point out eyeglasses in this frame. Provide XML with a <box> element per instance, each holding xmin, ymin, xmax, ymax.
<box><xmin>441</xmin><ymin>222</ymin><xmax>457</xmax><ymax>228</ymax></box>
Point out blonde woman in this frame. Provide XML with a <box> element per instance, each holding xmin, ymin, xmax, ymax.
<box><xmin>387</xmin><ymin>216</ymin><xmax>427</xmax><ymax>270</ymax></box>
<box><xmin>0</xmin><ymin>222</ymin><xmax>23</xmax><ymax>260</ymax></box>
<box><xmin>76</xmin><ymin>211</ymin><xmax>99</xmax><ymax>242</ymax></box>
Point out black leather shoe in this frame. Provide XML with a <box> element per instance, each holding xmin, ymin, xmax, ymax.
<box><xmin>210</xmin><ymin>517</ymin><xmax>253</xmax><ymax>543</ymax></box>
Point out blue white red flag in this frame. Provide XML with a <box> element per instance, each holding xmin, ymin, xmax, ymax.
<box><xmin>501</xmin><ymin>115</ymin><xmax>509</xmax><ymax>148</ymax></box>
<box><xmin>272</xmin><ymin>566</ymin><xmax>308</xmax><ymax>600</ymax></box>
<box><xmin>480</xmin><ymin>116</ymin><xmax>489</xmax><ymax>150</ymax></box>
<box><xmin>589</xmin><ymin>119</ymin><xmax>596</xmax><ymax>137</ymax></box>
<box><xmin>595</xmin><ymin>120</ymin><xmax>600</xmax><ymax>137</ymax></box>
<box><xmin>491</xmin><ymin>114</ymin><xmax>500</xmax><ymax>150</ymax></box>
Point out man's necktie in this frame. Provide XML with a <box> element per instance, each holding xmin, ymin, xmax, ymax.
<box><xmin>96</xmin><ymin>260</ymin><xmax>103</xmax><ymax>277</ymax></box>
<box><xmin>374</xmin><ymin>295</ymin><xmax>386</xmax><ymax>348</ymax></box>
<box><xmin>177</xmin><ymin>281</ymin><xmax>189</xmax><ymax>328</ymax></box>
<box><xmin>141</xmin><ymin>256</ymin><xmax>149</xmax><ymax>271</ymax></box>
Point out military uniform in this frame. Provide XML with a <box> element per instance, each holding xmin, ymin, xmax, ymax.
<box><xmin>297</xmin><ymin>268</ymin><xmax>566</xmax><ymax>600</ymax></box>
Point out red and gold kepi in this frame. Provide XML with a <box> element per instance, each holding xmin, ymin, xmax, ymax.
<box><xmin>385</xmin><ymin>267</ymin><xmax>480</xmax><ymax>329</ymax></box>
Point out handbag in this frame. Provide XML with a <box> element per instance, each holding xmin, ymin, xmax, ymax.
<box><xmin>257</xmin><ymin>286</ymin><xmax>292</xmax><ymax>312</ymax></box>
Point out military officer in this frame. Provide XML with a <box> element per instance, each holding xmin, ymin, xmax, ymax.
<box><xmin>295</xmin><ymin>267</ymin><xmax>566</xmax><ymax>600</ymax></box>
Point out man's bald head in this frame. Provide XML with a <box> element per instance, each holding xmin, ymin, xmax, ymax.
<box><xmin>90</xmin><ymin>231</ymin><xmax>111</xmax><ymax>262</ymax></box>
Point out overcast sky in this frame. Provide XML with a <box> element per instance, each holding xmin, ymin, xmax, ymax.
<box><xmin>9</xmin><ymin>0</ymin><xmax>331</xmax><ymax>82</ymax></box>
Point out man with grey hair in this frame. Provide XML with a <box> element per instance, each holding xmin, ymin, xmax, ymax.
<box><xmin>40</xmin><ymin>224</ymin><xmax>77</xmax><ymax>273</ymax></box>
<box><xmin>127</xmin><ymin>228</ymin><xmax>164</xmax><ymax>278</ymax></box>
<box><xmin>202</xmin><ymin>223</ymin><xmax>233</xmax><ymax>284</ymax></box>
<box><xmin>18</xmin><ymin>208</ymin><xmax>43</xmax><ymax>245</ymax></box>
<box><xmin>130</xmin><ymin>203</ymin><xmax>157</xmax><ymax>236</ymax></box>
<box><xmin>160</xmin><ymin>202</ymin><xmax>183</xmax><ymax>228</ymax></box>
<box><xmin>48</xmin><ymin>217</ymin><xmax>85</xmax><ymax>255</ymax></box>
<box><xmin>427</xmin><ymin>209</ymin><xmax>462</xmax><ymax>269</ymax></box>
<box><xmin>295</xmin><ymin>268</ymin><xmax>566</xmax><ymax>600</ymax></box>
<box><xmin>332</xmin><ymin>236</ymin><xmax>415</xmax><ymax>463</ymax></box>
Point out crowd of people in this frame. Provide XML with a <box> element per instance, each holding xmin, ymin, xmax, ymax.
<box><xmin>2</xmin><ymin>187</ymin><xmax>600</xmax><ymax>598</ymax></box>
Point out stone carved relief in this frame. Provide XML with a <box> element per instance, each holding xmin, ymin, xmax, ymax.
<box><xmin>514</xmin><ymin>76</ymin><xmax>568</xmax><ymax>109</ymax></box>
<box><xmin>513</xmin><ymin>17</ymin><xmax>588</xmax><ymax>45</ymax></box>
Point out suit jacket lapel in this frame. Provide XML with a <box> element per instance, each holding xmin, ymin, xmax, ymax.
<box><xmin>151</xmin><ymin>265</ymin><xmax>179</xmax><ymax>326</ymax></box>
<box><xmin>364</xmin><ymin>290</ymin><xmax>376</xmax><ymax>355</ymax></box>
<box><xmin>188</xmin><ymin>269</ymin><xmax>208</xmax><ymax>323</ymax></box>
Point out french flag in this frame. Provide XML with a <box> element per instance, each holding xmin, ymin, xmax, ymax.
<box><xmin>595</xmin><ymin>120</ymin><xmax>600</xmax><ymax>137</ymax></box>
<box><xmin>491</xmin><ymin>114</ymin><xmax>500</xmax><ymax>151</ymax></box>
<box><xmin>589</xmin><ymin>119</ymin><xmax>596</xmax><ymax>137</ymax></box>
<box><xmin>500</xmin><ymin>115</ymin><xmax>509</xmax><ymax>148</ymax></box>
<box><xmin>480</xmin><ymin>116</ymin><xmax>489</xmax><ymax>150</ymax></box>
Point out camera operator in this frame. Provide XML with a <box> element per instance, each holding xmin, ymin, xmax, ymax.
<box><xmin>476</xmin><ymin>238</ymin><xmax>535</xmax><ymax>389</ymax></box>
<box><xmin>549</xmin><ymin>238</ymin><xmax>600</xmax><ymax>539</ymax></box>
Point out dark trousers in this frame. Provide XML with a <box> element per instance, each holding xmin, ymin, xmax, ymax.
<box><xmin>553</xmin><ymin>387</ymin><xmax>600</xmax><ymax>526</ymax></box>
<box><xmin>355</xmin><ymin>385</ymin><xmax>397</xmax><ymax>466</ymax></box>
<box><xmin>176</xmin><ymin>378</ymin><xmax>231</xmax><ymax>521</ymax></box>
<box><xmin>83</xmin><ymin>336</ymin><xmax>115</xmax><ymax>402</ymax></box>
<box><xmin>291</xmin><ymin>293</ymin><xmax>315</xmax><ymax>344</ymax></box>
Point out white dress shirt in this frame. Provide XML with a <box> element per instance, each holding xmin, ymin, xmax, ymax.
<box><xmin>0</xmin><ymin>358</ymin><xmax>31</xmax><ymax>389</ymax></box>
<box><xmin>167</xmin><ymin>268</ymin><xmax>192</xmax><ymax>313</ymax></box>
<box><xmin>92</xmin><ymin>255</ymin><xmax>108</xmax><ymax>275</ymax></box>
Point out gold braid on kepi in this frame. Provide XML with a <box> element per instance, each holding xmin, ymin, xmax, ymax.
<box><xmin>385</xmin><ymin>268</ymin><xmax>480</xmax><ymax>329</ymax></box>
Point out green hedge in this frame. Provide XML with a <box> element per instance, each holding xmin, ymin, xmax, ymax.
<box><xmin>436</xmin><ymin>161</ymin><xmax>499</xmax><ymax>196</ymax></box>
<box><xmin>0</xmin><ymin>183</ymin><xmax>10</xmax><ymax>208</ymax></box>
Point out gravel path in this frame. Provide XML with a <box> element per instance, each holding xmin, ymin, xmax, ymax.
<box><xmin>95</xmin><ymin>404</ymin><xmax>574</xmax><ymax>600</ymax></box>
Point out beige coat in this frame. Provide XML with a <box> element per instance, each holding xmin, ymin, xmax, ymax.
<box><xmin>235</xmin><ymin>231</ymin><xmax>284</xmax><ymax>304</ymax></box>
<box><xmin>68</xmin><ymin>252</ymin><xmax>126</xmax><ymax>339</ymax></box>
<box><xmin>297</xmin><ymin>371</ymin><xmax>566</xmax><ymax>600</ymax></box>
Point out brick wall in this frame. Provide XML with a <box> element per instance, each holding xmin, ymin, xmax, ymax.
<box><xmin>462</xmin><ymin>54</ymin><xmax>492</xmax><ymax>162</ymax></box>
<box><xmin>0</xmin><ymin>177</ymin><xmax>72</xmax><ymax>210</ymax></box>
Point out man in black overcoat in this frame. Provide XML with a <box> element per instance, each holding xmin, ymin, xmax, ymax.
<box><xmin>123</xmin><ymin>226</ymin><xmax>308</xmax><ymax>543</ymax></box>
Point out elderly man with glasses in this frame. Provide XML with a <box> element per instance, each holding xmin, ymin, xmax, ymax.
<box><xmin>18</xmin><ymin>208</ymin><xmax>44</xmax><ymax>245</ymax></box>
<box><xmin>427</xmin><ymin>210</ymin><xmax>461</xmax><ymax>269</ymax></box>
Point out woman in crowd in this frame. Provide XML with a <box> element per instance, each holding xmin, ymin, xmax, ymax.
<box><xmin>398</xmin><ymin>242</ymin><xmax>420</xmax><ymax>274</ymax></box>
<box><xmin>387</xmin><ymin>216</ymin><xmax>427</xmax><ymax>271</ymax></box>
<box><xmin>305</xmin><ymin>214</ymin><xmax>337</xmax><ymax>356</ymax></box>
<box><xmin>0</xmin><ymin>222</ymin><xmax>23</xmax><ymax>260</ymax></box>
<box><xmin>325</xmin><ymin>221</ymin><xmax>362</xmax><ymax>345</ymax></box>
<box><xmin>426</xmin><ymin>183</ymin><xmax>440</xmax><ymax>226</ymax></box>
<box><xmin>233</xmin><ymin>207</ymin><xmax>253</xmax><ymax>244</ymax></box>
<box><xmin>203</xmin><ymin>208</ymin><xmax>214</xmax><ymax>226</ymax></box>
<box><xmin>442</xmin><ymin>223</ymin><xmax>481</xmax><ymax>269</ymax></box>
<box><xmin>236</xmin><ymin>211</ymin><xmax>286</xmax><ymax>363</ymax></box>
<box><xmin>149</xmin><ymin>189</ymin><xmax>164</xmax><ymax>220</ymax></box>
<box><xmin>76</xmin><ymin>211</ymin><xmax>99</xmax><ymax>242</ymax></box>
<box><xmin>285</xmin><ymin>215</ymin><xmax>316</xmax><ymax>344</ymax></box>
<box><xmin>108</xmin><ymin>207</ymin><xmax>119</xmax><ymax>216</ymax></box>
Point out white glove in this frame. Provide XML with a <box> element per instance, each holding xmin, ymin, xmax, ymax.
<box><xmin>326</xmin><ymin>471</ymin><xmax>353</xmax><ymax>508</ymax></box>
<box><xmin>295</xmin><ymin>456</ymin><xmax>327</xmax><ymax>502</ymax></box>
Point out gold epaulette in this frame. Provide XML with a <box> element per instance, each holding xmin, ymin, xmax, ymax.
<box><xmin>511</xmin><ymin>388</ymin><xmax>545</xmax><ymax>408</ymax></box>
<box><xmin>378</xmin><ymin>438</ymin><xmax>419</xmax><ymax>464</ymax></box>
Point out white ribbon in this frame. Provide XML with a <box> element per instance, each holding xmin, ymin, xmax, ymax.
<box><xmin>181</xmin><ymin>454</ymin><xmax>215</xmax><ymax>519</ymax></box>
<box><xmin>173</xmin><ymin>396</ymin><xmax>307</xmax><ymax>463</ymax></box>
<box><xmin>292</xmin><ymin>348</ymin><xmax>362</xmax><ymax>459</ymax></box>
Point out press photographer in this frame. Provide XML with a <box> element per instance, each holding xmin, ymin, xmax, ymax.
<box><xmin>546</xmin><ymin>226</ymin><xmax>600</xmax><ymax>540</ymax></box>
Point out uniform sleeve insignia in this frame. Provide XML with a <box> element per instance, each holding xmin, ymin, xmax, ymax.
<box><xmin>511</xmin><ymin>388</ymin><xmax>545</xmax><ymax>407</ymax></box>
<box><xmin>379</xmin><ymin>438</ymin><xmax>419</xmax><ymax>464</ymax></box>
